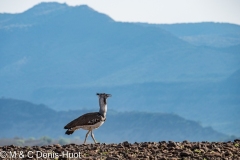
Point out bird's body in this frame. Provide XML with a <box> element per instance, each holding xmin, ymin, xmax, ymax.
<box><xmin>64</xmin><ymin>112</ymin><xmax>106</xmax><ymax>133</ymax></box>
<box><xmin>64</xmin><ymin>93</ymin><xmax>111</xmax><ymax>144</ymax></box>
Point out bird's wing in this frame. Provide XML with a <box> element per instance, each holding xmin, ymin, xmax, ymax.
<box><xmin>64</xmin><ymin>112</ymin><xmax>105</xmax><ymax>129</ymax></box>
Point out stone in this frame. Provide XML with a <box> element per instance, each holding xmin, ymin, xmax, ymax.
<box><xmin>214</xmin><ymin>147</ymin><xmax>221</xmax><ymax>152</ymax></box>
<box><xmin>54</xmin><ymin>144</ymin><xmax>62</xmax><ymax>148</ymax></box>
<box><xmin>106</xmin><ymin>157</ymin><xmax>118</xmax><ymax>160</ymax></box>
<box><xmin>123</xmin><ymin>141</ymin><xmax>130</xmax><ymax>147</ymax></box>
<box><xmin>234</xmin><ymin>139</ymin><xmax>240</xmax><ymax>142</ymax></box>
<box><xmin>167</xmin><ymin>141</ymin><xmax>177</xmax><ymax>147</ymax></box>
<box><xmin>180</xmin><ymin>151</ymin><xmax>192</xmax><ymax>157</ymax></box>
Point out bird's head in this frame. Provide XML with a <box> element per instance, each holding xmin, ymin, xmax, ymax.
<box><xmin>96</xmin><ymin>93</ymin><xmax>112</xmax><ymax>99</ymax></box>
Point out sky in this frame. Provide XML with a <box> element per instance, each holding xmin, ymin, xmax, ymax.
<box><xmin>0</xmin><ymin>0</ymin><xmax>240</xmax><ymax>25</ymax></box>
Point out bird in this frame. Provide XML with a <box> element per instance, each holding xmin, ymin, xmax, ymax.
<box><xmin>64</xmin><ymin>93</ymin><xmax>111</xmax><ymax>144</ymax></box>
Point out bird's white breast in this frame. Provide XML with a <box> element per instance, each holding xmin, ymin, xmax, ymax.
<box><xmin>81</xmin><ymin>121</ymin><xmax>105</xmax><ymax>130</ymax></box>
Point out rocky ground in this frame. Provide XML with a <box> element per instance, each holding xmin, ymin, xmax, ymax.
<box><xmin>0</xmin><ymin>140</ymin><xmax>239</xmax><ymax>160</ymax></box>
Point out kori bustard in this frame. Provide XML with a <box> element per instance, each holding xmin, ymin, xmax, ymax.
<box><xmin>64</xmin><ymin>93</ymin><xmax>111</xmax><ymax>144</ymax></box>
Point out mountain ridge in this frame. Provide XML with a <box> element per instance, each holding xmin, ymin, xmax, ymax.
<box><xmin>0</xmin><ymin>98</ymin><xmax>228</xmax><ymax>142</ymax></box>
<box><xmin>0</xmin><ymin>2</ymin><xmax>113</xmax><ymax>29</ymax></box>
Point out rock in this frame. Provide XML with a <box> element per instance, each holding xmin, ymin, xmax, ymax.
<box><xmin>180</xmin><ymin>151</ymin><xmax>192</xmax><ymax>157</ymax></box>
<box><xmin>123</xmin><ymin>141</ymin><xmax>130</xmax><ymax>147</ymax></box>
<box><xmin>167</xmin><ymin>141</ymin><xmax>177</xmax><ymax>147</ymax></box>
<box><xmin>54</xmin><ymin>148</ymin><xmax>62</xmax><ymax>153</ymax></box>
<box><xmin>202</xmin><ymin>146</ymin><xmax>209</xmax><ymax>152</ymax></box>
<box><xmin>141</xmin><ymin>142</ymin><xmax>150</xmax><ymax>148</ymax></box>
<box><xmin>214</xmin><ymin>147</ymin><xmax>221</xmax><ymax>152</ymax></box>
<box><xmin>234</xmin><ymin>139</ymin><xmax>240</xmax><ymax>142</ymax></box>
<box><xmin>183</xmin><ymin>143</ymin><xmax>192</xmax><ymax>148</ymax></box>
<box><xmin>160</xmin><ymin>141</ymin><xmax>167</xmax><ymax>144</ymax></box>
<box><xmin>9</xmin><ymin>145</ymin><xmax>15</xmax><ymax>148</ymax></box>
<box><xmin>182</xmin><ymin>140</ymin><xmax>190</xmax><ymax>143</ymax></box>
<box><xmin>117</xmin><ymin>143</ymin><xmax>124</xmax><ymax>148</ymax></box>
<box><xmin>224</xmin><ymin>150</ymin><xmax>233</xmax><ymax>157</ymax></box>
<box><xmin>212</xmin><ymin>152</ymin><xmax>222</xmax><ymax>157</ymax></box>
<box><xmin>54</xmin><ymin>144</ymin><xmax>62</xmax><ymax>148</ymax></box>
<box><xmin>159</xmin><ymin>157</ymin><xmax>167</xmax><ymax>160</ymax></box>
<box><xmin>106</xmin><ymin>157</ymin><xmax>118</xmax><ymax>160</ymax></box>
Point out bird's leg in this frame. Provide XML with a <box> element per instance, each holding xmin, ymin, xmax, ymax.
<box><xmin>91</xmin><ymin>130</ymin><xmax>97</xmax><ymax>144</ymax></box>
<box><xmin>84</xmin><ymin>130</ymin><xmax>91</xmax><ymax>144</ymax></box>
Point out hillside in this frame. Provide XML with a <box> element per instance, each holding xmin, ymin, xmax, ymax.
<box><xmin>155</xmin><ymin>22</ymin><xmax>240</xmax><ymax>47</ymax></box>
<box><xmin>0</xmin><ymin>3</ymin><xmax>239</xmax><ymax>92</ymax></box>
<box><xmin>30</xmin><ymin>70</ymin><xmax>240</xmax><ymax>136</ymax></box>
<box><xmin>0</xmin><ymin>98</ymin><xmax>228</xmax><ymax>142</ymax></box>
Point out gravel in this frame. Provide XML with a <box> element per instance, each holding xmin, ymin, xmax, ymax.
<box><xmin>0</xmin><ymin>139</ymin><xmax>239</xmax><ymax>159</ymax></box>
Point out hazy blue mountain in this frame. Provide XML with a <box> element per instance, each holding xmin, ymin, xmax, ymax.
<box><xmin>153</xmin><ymin>23</ymin><xmax>240</xmax><ymax>47</ymax></box>
<box><xmin>0</xmin><ymin>3</ymin><xmax>70</xmax><ymax>27</ymax></box>
<box><xmin>30</xmin><ymin>73</ymin><xmax>240</xmax><ymax>137</ymax></box>
<box><xmin>0</xmin><ymin>2</ymin><xmax>239</xmax><ymax>138</ymax></box>
<box><xmin>1</xmin><ymin>2</ymin><xmax>191</xmax><ymax>90</ymax></box>
<box><xmin>1</xmin><ymin>3</ymin><xmax>239</xmax><ymax>92</ymax></box>
<box><xmin>217</xmin><ymin>44</ymin><xmax>240</xmax><ymax>54</ymax></box>
<box><xmin>0</xmin><ymin>98</ymin><xmax>228</xmax><ymax>142</ymax></box>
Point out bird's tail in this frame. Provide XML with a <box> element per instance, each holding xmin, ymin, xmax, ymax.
<box><xmin>65</xmin><ymin>130</ymin><xmax>74</xmax><ymax>135</ymax></box>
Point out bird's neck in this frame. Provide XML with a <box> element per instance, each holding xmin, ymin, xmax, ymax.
<box><xmin>99</xmin><ymin>97</ymin><xmax>107</xmax><ymax>118</ymax></box>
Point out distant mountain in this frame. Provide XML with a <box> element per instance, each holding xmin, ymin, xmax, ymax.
<box><xmin>153</xmin><ymin>22</ymin><xmax>240</xmax><ymax>47</ymax></box>
<box><xmin>0</xmin><ymin>98</ymin><xmax>228</xmax><ymax>142</ymax></box>
<box><xmin>218</xmin><ymin>44</ymin><xmax>240</xmax><ymax>54</ymax></box>
<box><xmin>0</xmin><ymin>2</ymin><xmax>239</xmax><ymax>139</ymax></box>
<box><xmin>30</xmin><ymin>75</ymin><xmax>240</xmax><ymax>137</ymax></box>
<box><xmin>0</xmin><ymin>2</ymin><xmax>189</xmax><ymax>88</ymax></box>
<box><xmin>1</xmin><ymin>3</ymin><xmax>239</xmax><ymax>91</ymax></box>
<box><xmin>0</xmin><ymin>2</ymin><xmax>99</xmax><ymax>28</ymax></box>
